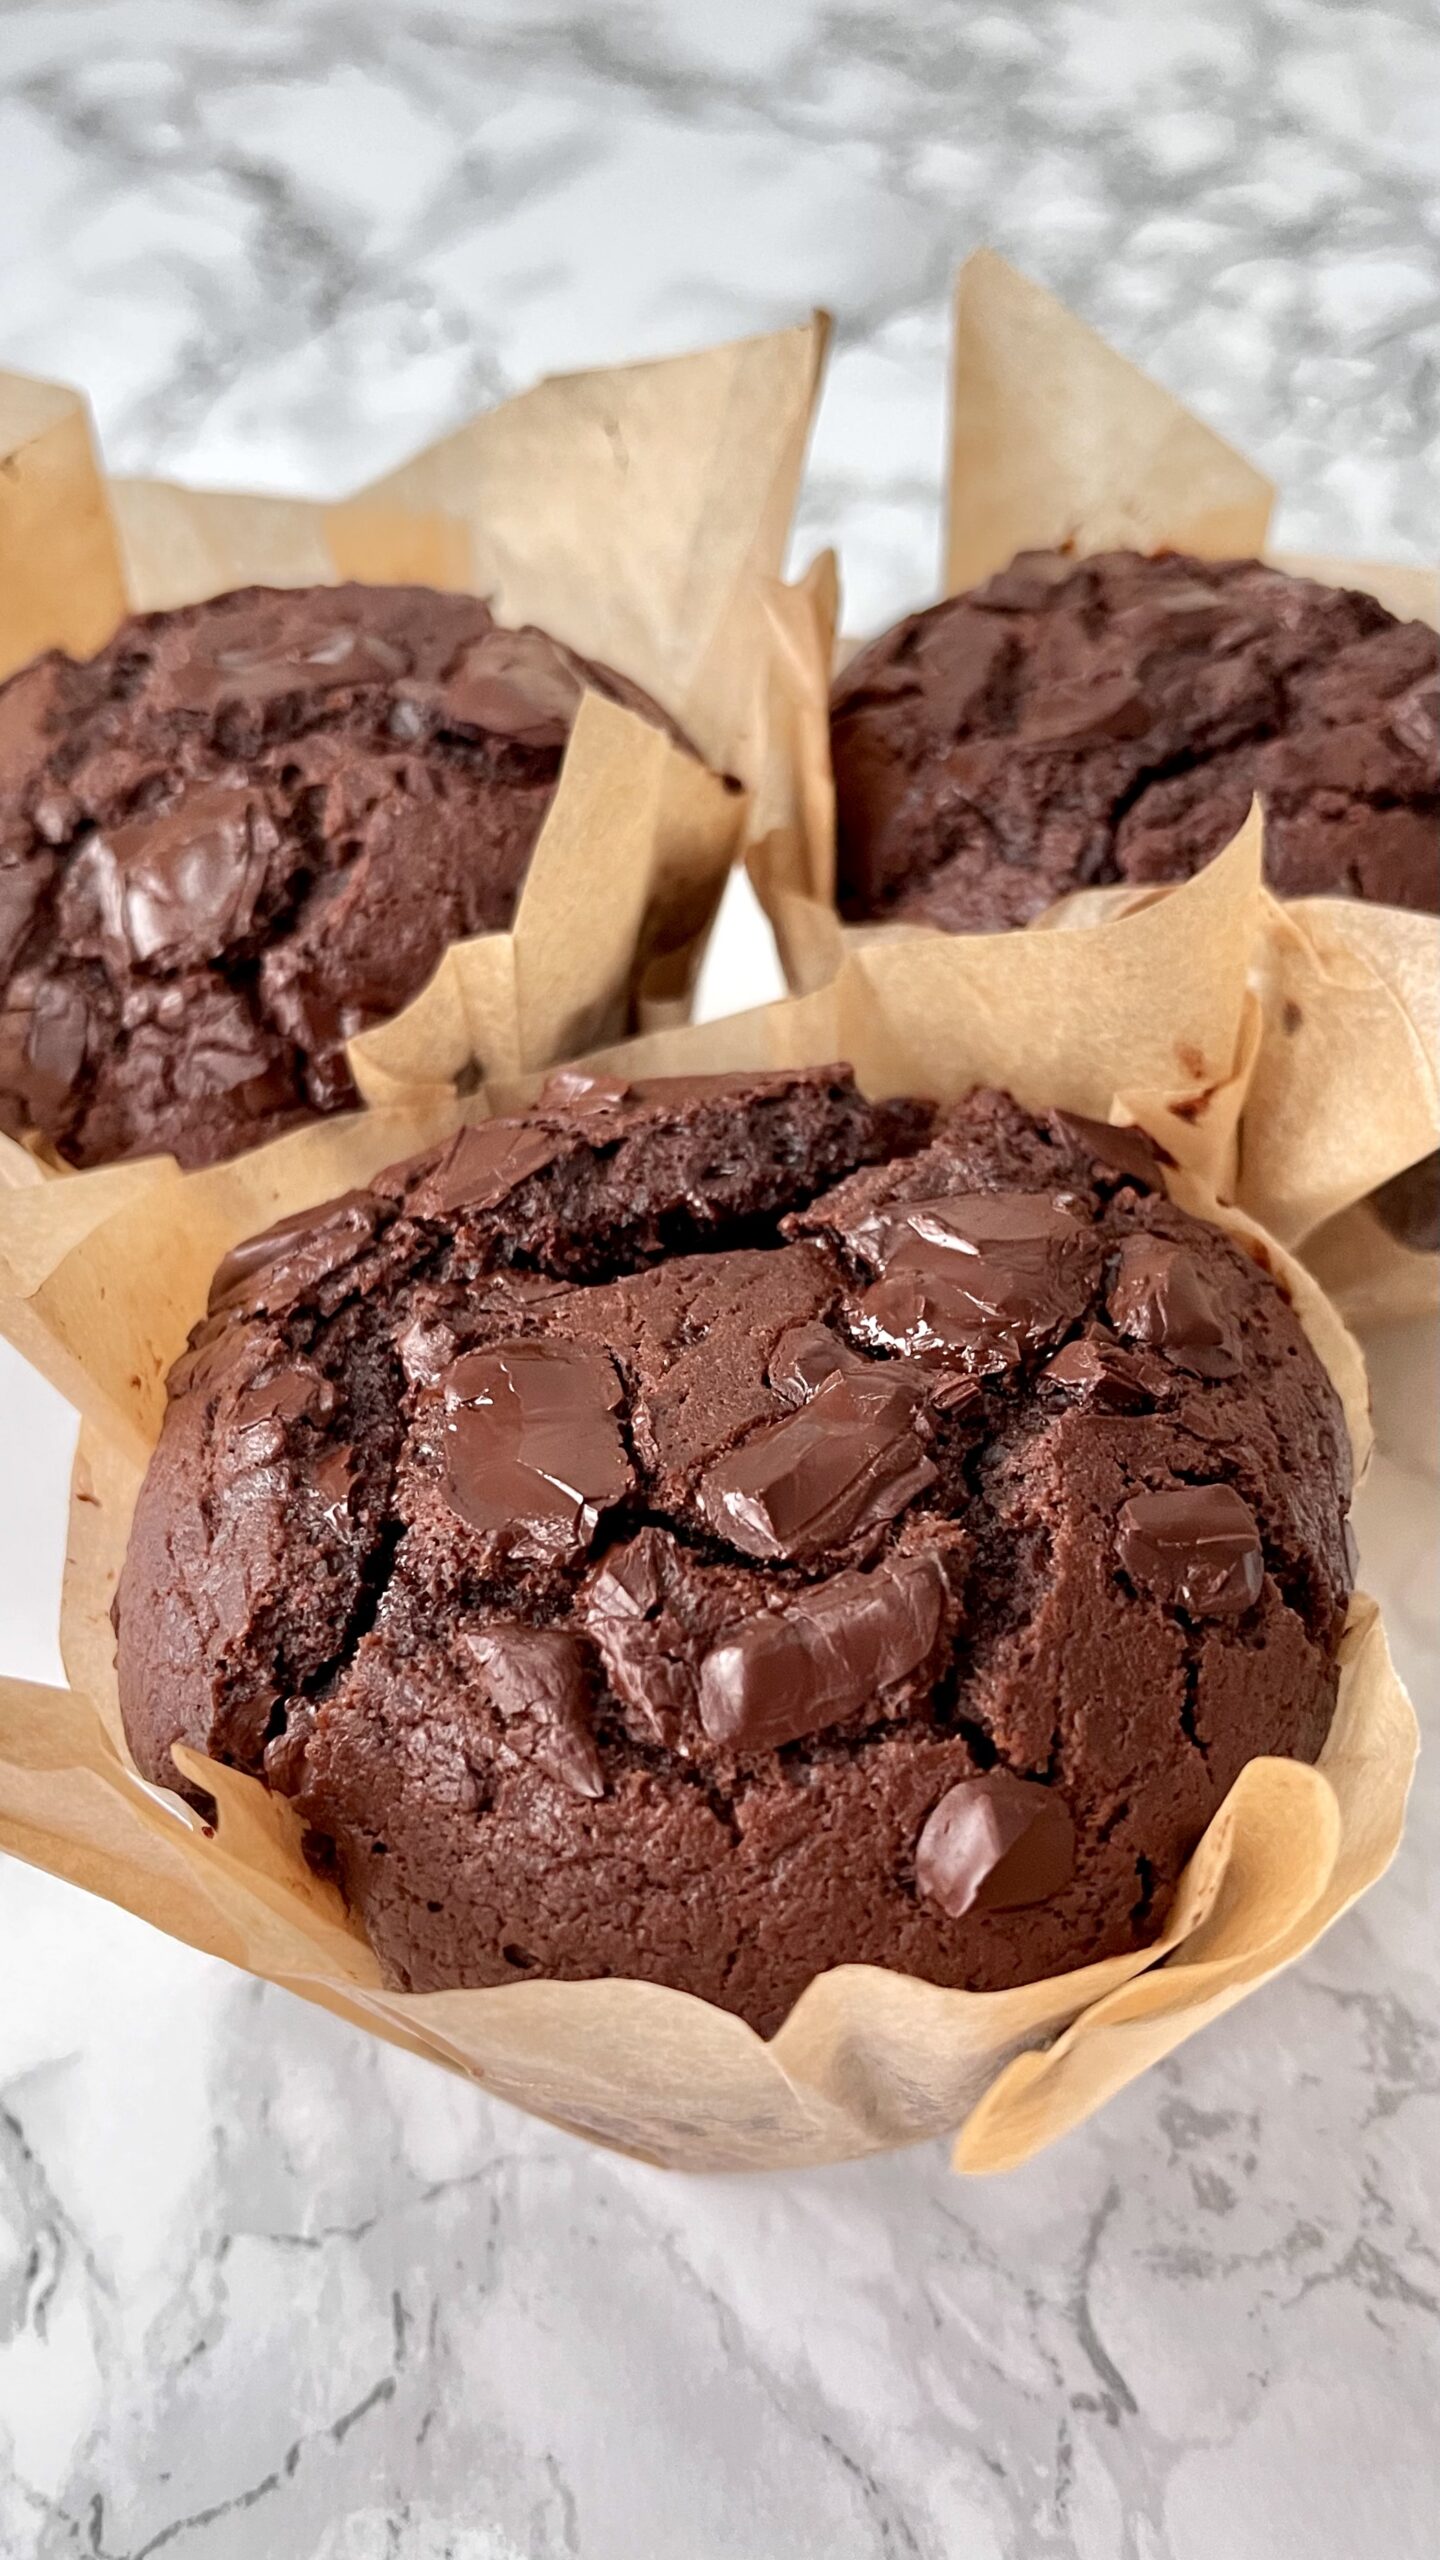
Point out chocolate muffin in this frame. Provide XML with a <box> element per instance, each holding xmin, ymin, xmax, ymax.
<box><xmin>0</xmin><ymin>583</ymin><xmax>683</xmax><ymax>1170</ymax></box>
<box><xmin>832</xmin><ymin>550</ymin><xmax>1438</xmax><ymax>933</ymax></box>
<box><xmin>115</xmin><ymin>1066</ymin><xmax>1354</xmax><ymax>2036</ymax></box>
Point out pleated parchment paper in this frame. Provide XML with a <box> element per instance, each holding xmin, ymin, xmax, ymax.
<box><xmin>747</xmin><ymin>250</ymin><xmax>1439</xmax><ymax>1324</ymax></box>
<box><xmin>0</xmin><ymin>313</ymin><xmax>829</xmax><ymax>1182</ymax></box>
<box><xmin>0</xmin><ymin>889</ymin><xmax>1415</xmax><ymax>2175</ymax></box>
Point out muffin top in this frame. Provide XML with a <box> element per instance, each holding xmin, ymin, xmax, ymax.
<box><xmin>115</xmin><ymin>1066</ymin><xmax>1354</xmax><ymax>2036</ymax></box>
<box><xmin>831</xmin><ymin>549</ymin><xmax>1438</xmax><ymax>934</ymax></box>
<box><xmin>0</xmin><ymin>582</ymin><xmax>677</xmax><ymax>1170</ymax></box>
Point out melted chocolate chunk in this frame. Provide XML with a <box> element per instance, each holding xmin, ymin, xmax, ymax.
<box><xmin>1042</xmin><ymin>1332</ymin><xmax>1161</xmax><ymax>1411</ymax></box>
<box><xmin>406</xmin><ymin>1120</ymin><xmax>562</xmax><ymax>1218</ymax></box>
<box><xmin>916</xmin><ymin>1774</ymin><xmax>1077</xmax><ymax>1917</ymax></box>
<box><xmin>766</xmin><ymin>1320</ymin><xmax>872</xmax><ymax>1404</ymax></box>
<box><xmin>697</xmin><ymin>1551</ymin><xmax>949</xmax><ymax>1752</ymax></box>
<box><xmin>230</xmin><ymin>1363</ymin><xmax>338</xmax><ymax>1462</ymax></box>
<box><xmin>207</xmin><ymin>1191</ymin><xmax>380</xmax><ymax>1315</ymax></box>
<box><xmin>582</xmin><ymin>1530</ymin><xmax>700</xmax><ymax>1745</ymax></box>
<box><xmin>697</xmin><ymin>1369</ymin><xmax>937</xmax><ymax>1560</ymax></box>
<box><xmin>310</xmin><ymin>1443</ymin><xmax>359</xmax><ymax>1526</ymax></box>
<box><xmin>851</xmin><ymin>1190</ymin><xmax>1097</xmax><ymax>1370</ymax></box>
<box><xmin>537</xmin><ymin>1067</ymin><xmax>633</xmax><ymax>1115</ymax></box>
<box><xmin>1051</xmin><ymin>1111</ymin><xmax>1166</xmax><ymax>1189</ymax></box>
<box><xmin>85</xmin><ymin>785</ymin><xmax>276</xmax><ymax>971</ymax></box>
<box><xmin>439</xmin><ymin>1339</ymin><xmax>633</xmax><ymax>1563</ymax></box>
<box><xmin>1108</xmin><ymin>1237</ymin><xmax>1239</xmax><ymax>1378</ymax></box>
<box><xmin>424</xmin><ymin>626</ymin><xmax>586</xmax><ymax>746</ymax></box>
<box><xmin>1117</xmin><ymin>1484</ymin><xmax>1265</xmax><ymax>1616</ymax></box>
<box><xmin>465</xmin><ymin>1625</ymin><xmax>604</xmax><ymax>1798</ymax></box>
<box><xmin>198</xmin><ymin>615</ymin><xmax>411</xmax><ymax>702</ymax></box>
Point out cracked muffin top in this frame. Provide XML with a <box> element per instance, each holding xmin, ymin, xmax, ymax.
<box><xmin>0</xmin><ymin>581</ymin><xmax>681</xmax><ymax>1170</ymax></box>
<box><xmin>115</xmin><ymin>1065</ymin><xmax>1354</xmax><ymax>2036</ymax></box>
<box><xmin>831</xmin><ymin>549</ymin><xmax>1438</xmax><ymax>934</ymax></box>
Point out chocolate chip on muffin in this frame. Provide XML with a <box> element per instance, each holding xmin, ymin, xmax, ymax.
<box><xmin>115</xmin><ymin>1066</ymin><xmax>1355</xmax><ymax>2036</ymax></box>
<box><xmin>0</xmin><ymin>584</ymin><xmax>686</xmax><ymax>1169</ymax></box>
<box><xmin>831</xmin><ymin>550</ymin><xmax>1438</xmax><ymax>933</ymax></box>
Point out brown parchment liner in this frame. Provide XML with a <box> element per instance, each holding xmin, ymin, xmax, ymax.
<box><xmin>747</xmin><ymin>251</ymin><xmax>1439</xmax><ymax>1325</ymax></box>
<box><xmin>0</xmin><ymin>909</ymin><xmax>1414</xmax><ymax>2174</ymax></box>
<box><xmin>0</xmin><ymin>314</ymin><xmax>831</xmax><ymax>1185</ymax></box>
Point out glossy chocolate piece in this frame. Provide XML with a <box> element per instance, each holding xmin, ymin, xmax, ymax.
<box><xmin>581</xmin><ymin>1530</ymin><xmax>701</xmax><ymax>1746</ymax></box>
<box><xmin>440</xmin><ymin>1339</ymin><xmax>633</xmax><ymax>1562</ymax></box>
<box><xmin>1042</xmin><ymin>1332</ymin><xmax>1161</xmax><ymax>1410</ymax></box>
<box><xmin>697</xmin><ymin>1369</ymin><xmax>936</xmax><ymax>1560</ymax></box>
<box><xmin>207</xmin><ymin>1191</ymin><xmax>380</xmax><ymax>1315</ymax></box>
<box><xmin>1051</xmin><ymin>1111</ymin><xmax>1166</xmax><ymax>1189</ymax></box>
<box><xmin>407</xmin><ymin>1120</ymin><xmax>561</xmax><ymax>1218</ymax></box>
<box><xmin>916</xmin><ymin>1773</ymin><xmax>1077</xmax><ymax>1917</ymax></box>
<box><xmin>85</xmin><ymin>784</ymin><xmax>276</xmax><ymax>971</ymax></box>
<box><xmin>697</xmin><ymin>1551</ymin><xmax>948</xmax><ymax>1752</ymax></box>
<box><xmin>851</xmin><ymin>1190</ymin><xmax>1096</xmax><ymax>1369</ymax></box>
<box><xmin>1117</xmin><ymin>1484</ymin><xmax>1265</xmax><ymax>1616</ymax></box>
<box><xmin>1108</xmin><ymin>1236</ymin><xmax>1239</xmax><ymax>1378</ymax></box>
<box><xmin>766</xmin><ymin>1321</ymin><xmax>872</xmax><ymax>1404</ymax></box>
<box><xmin>465</xmin><ymin>1625</ymin><xmax>604</xmax><ymax>1798</ymax></box>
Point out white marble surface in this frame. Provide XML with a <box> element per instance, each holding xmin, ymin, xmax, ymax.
<box><xmin>1</xmin><ymin>2</ymin><xmax>1438</xmax><ymax>2552</ymax></box>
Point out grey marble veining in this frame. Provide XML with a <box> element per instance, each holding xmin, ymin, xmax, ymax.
<box><xmin>1</xmin><ymin>3</ymin><xmax>1438</xmax><ymax>2554</ymax></box>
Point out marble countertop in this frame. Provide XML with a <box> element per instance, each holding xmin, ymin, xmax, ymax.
<box><xmin>1</xmin><ymin>2</ymin><xmax>1437</xmax><ymax>2552</ymax></box>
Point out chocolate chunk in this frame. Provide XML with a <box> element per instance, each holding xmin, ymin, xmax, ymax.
<box><xmin>427</xmin><ymin>626</ymin><xmax>585</xmax><ymax>746</ymax></box>
<box><xmin>395</xmin><ymin>1311</ymin><xmax>461</xmax><ymax>1387</ymax></box>
<box><xmin>697</xmin><ymin>1369</ymin><xmax>937</xmax><ymax>1560</ymax></box>
<box><xmin>464</xmin><ymin>1625</ymin><xmax>604</xmax><ymax>1798</ymax></box>
<box><xmin>1117</xmin><ymin>1484</ymin><xmax>1264</xmax><ymax>1616</ymax></box>
<box><xmin>206</xmin><ymin>620</ymin><xmax>412</xmax><ymax>700</ymax></box>
<box><xmin>166</xmin><ymin>1316</ymin><xmax>252</xmax><ymax>1399</ymax></box>
<box><xmin>86</xmin><ymin>785</ymin><xmax>275</xmax><ymax>969</ymax></box>
<box><xmin>698</xmin><ymin>1551</ymin><xmax>949</xmax><ymax>1752</ymax></box>
<box><xmin>582</xmin><ymin>1529</ymin><xmax>698</xmax><ymax>1744</ymax></box>
<box><xmin>310</xmin><ymin>1443</ymin><xmax>359</xmax><ymax>1525</ymax></box>
<box><xmin>19</xmin><ymin>975</ymin><xmax>89</xmax><ymax>1118</ymax></box>
<box><xmin>537</xmin><ymin>1067</ymin><xmax>633</xmax><ymax>1114</ymax></box>
<box><xmin>0</xmin><ymin>858</ymin><xmax>56</xmax><ymax>977</ymax></box>
<box><xmin>234</xmin><ymin>1365</ymin><xmax>337</xmax><ymax>1430</ymax></box>
<box><xmin>1108</xmin><ymin>1236</ymin><xmax>1239</xmax><ymax>1378</ymax></box>
<box><xmin>585</xmin><ymin>1528</ymin><xmax>668</xmax><ymax>1624</ymax></box>
<box><xmin>1023</xmin><ymin>674</ymin><xmax>1151</xmax><ymax>746</ymax></box>
<box><xmin>231</xmin><ymin>1364</ymin><xmax>338</xmax><ymax>1462</ymax></box>
<box><xmin>766</xmin><ymin>1320</ymin><xmax>872</xmax><ymax>1404</ymax></box>
<box><xmin>440</xmin><ymin>1339</ymin><xmax>633</xmax><ymax>1562</ymax></box>
<box><xmin>916</xmin><ymin>1774</ymin><xmax>1076</xmax><ymax>1917</ymax></box>
<box><xmin>207</xmin><ymin>1191</ymin><xmax>379</xmax><ymax>1315</ymax></box>
<box><xmin>852</xmin><ymin>1191</ymin><xmax>1097</xmax><ymax>1370</ymax></box>
<box><xmin>1051</xmin><ymin>1111</ymin><xmax>1166</xmax><ymax>1189</ymax></box>
<box><xmin>1043</xmin><ymin>1332</ymin><xmax>1160</xmax><ymax>1410</ymax></box>
<box><xmin>407</xmin><ymin>1120</ymin><xmax>561</xmax><ymax>1217</ymax></box>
